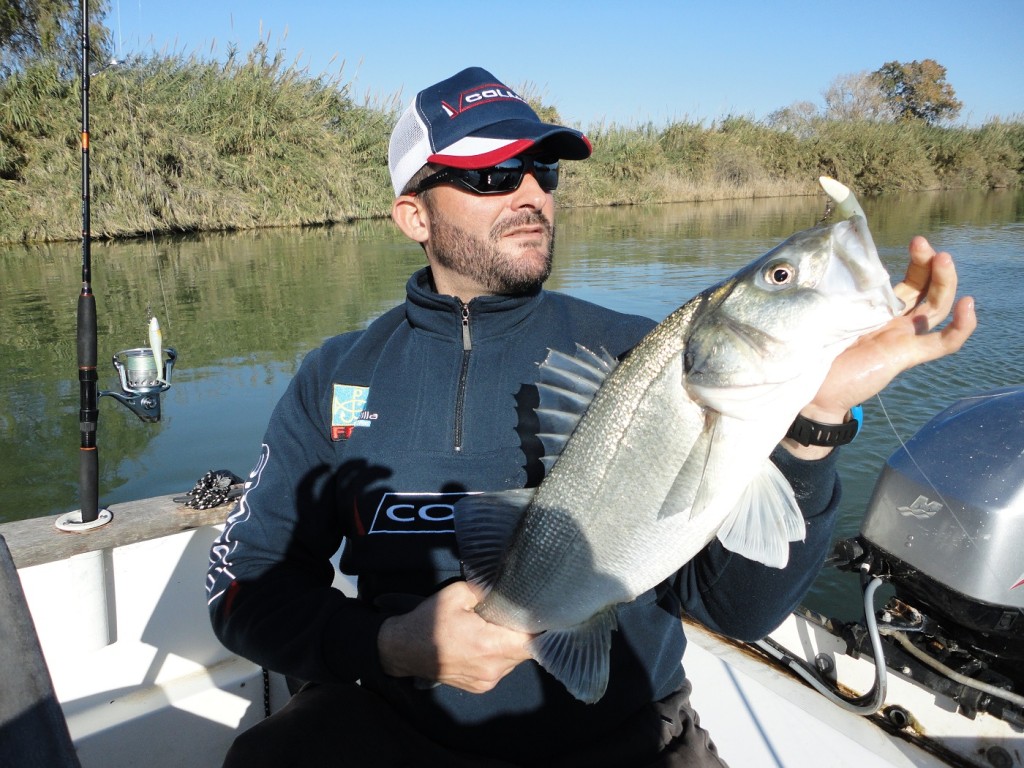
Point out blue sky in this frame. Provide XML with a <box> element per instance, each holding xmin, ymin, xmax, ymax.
<box><xmin>110</xmin><ymin>0</ymin><xmax>1023</xmax><ymax>127</ymax></box>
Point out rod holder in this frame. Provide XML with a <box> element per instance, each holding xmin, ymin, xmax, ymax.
<box><xmin>100</xmin><ymin>347</ymin><xmax>177</xmax><ymax>423</ymax></box>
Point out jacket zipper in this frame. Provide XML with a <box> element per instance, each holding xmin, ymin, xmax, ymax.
<box><xmin>454</xmin><ymin>302</ymin><xmax>472</xmax><ymax>452</ymax></box>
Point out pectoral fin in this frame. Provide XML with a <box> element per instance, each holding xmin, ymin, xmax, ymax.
<box><xmin>657</xmin><ymin>422</ymin><xmax>713</xmax><ymax>520</ymax></box>
<box><xmin>529</xmin><ymin>607</ymin><xmax>618</xmax><ymax>704</ymax></box>
<box><xmin>715</xmin><ymin>459</ymin><xmax>805</xmax><ymax>568</ymax></box>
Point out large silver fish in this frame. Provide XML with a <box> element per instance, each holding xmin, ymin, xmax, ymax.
<box><xmin>453</xmin><ymin>178</ymin><xmax>904</xmax><ymax>703</ymax></box>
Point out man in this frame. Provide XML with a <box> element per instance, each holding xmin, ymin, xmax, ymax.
<box><xmin>208</xmin><ymin>67</ymin><xmax>975</xmax><ymax>767</ymax></box>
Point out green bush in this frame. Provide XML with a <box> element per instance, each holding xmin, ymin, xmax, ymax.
<box><xmin>1</xmin><ymin>44</ymin><xmax>1021</xmax><ymax>244</ymax></box>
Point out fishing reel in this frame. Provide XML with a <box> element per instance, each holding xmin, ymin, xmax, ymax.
<box><xmin>100</xmin><ymin>346</ymin><xmax>177</xmax><ymax>423</ymax></box>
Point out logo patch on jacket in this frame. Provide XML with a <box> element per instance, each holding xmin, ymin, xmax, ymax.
<box><xmin>368</xmin><ymin>492</ymin><xmax>475</xmax><ymax>535</ymax></box>
<box><xmin>332</xmin><ymin>384</ymin><xmax>376</xmax><ymax>440</ymax></box>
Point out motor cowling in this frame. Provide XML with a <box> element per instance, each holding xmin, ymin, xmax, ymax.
<box><xmin>859</xmin><ymin>386</ymin><xmax>1024</xmax><ymax>664</ymax></box>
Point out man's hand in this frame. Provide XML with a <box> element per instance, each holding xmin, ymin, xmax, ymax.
<box><xmin>785</xmin><ymin>236</ymin><xmax>977</xmax><ymax>459</ymax></box>
<box><xmin>377</xmin><ymin>581</ymin><xmax>533</xmax><ymax>694</ymax></box>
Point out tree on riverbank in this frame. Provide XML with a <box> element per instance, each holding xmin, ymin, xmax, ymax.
<box><xmin>875</xmin><ymin>59</ymin><xmax>963</xmax><ymax>125</ymax></box>
<box><xmin>0</xmin><ymin>0</ymin><xmax>111</xmax><ymax>76</ymax></box>
<box><xmin>821</xmin><ymin>72</ymin><xmax>895</xmax><ymax>123</ymax></box>
<box><xmin>819</xmin><ymin>60</ymin><xmax>963</xmax><ymax>126</ymax></box>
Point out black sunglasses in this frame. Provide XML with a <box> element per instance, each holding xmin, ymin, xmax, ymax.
<box><xmin>412</xmin><ymin>155</ymin><xmax>560</xmax><ymax>196</ymax></box>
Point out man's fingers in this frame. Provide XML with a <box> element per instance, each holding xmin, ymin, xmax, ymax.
<box><xmin>894</xmin><ymin>250</ymin><xmax>960</xmax><ymax>331</ymax></box>
<box><xmin>908</xmin><ymin>295</ymin><xmax>977</xmax><ymax>364</ymax></box>
<box><xmin>938</xmin><ymin>296</ymin><xmax>977</xmax><ymax>353</ymax></box>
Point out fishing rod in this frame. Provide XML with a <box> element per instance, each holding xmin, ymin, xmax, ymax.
<box><xmin>76</xmin><ymin>0</ymin><xmax>100</xmax><ymax>525</ymax></box>
<box><xmin>60</xmin><ymin>0</ymin><xmax>176</xmax><ymax>532</ymax></box>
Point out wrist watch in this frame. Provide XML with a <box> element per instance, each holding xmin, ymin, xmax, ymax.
<box><xmin>786</xmin><ymin>405</ymin><xmax>863</xmax><ymax>447</ymax></box>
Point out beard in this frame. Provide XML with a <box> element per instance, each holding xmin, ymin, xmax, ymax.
<box><xmin>425</xmin><ymin>202</ymin><xmax>555</xmax><ymax>296</ymax></box>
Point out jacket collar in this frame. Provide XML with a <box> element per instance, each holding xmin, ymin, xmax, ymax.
<box><xmin>404</xmin><ymin>267</ymin><xmax>545</xmax><ymax>341</ymax></box>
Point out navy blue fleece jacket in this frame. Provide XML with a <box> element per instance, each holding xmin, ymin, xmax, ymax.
<box><xmin>207</xmin><ymin>267</ymin><xmax>840</xmax><ymax>761</ymax></box>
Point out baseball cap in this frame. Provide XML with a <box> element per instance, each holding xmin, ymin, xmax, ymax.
<box><xmin>388</xmin><ymin>66</ymin><xmax>592</xmax><ymax>196</ymax></box>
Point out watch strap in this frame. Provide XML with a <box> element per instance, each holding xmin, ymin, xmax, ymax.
<box><xmin>786</xmin><ymin>405</ymin><xmax>862</xmax><ymax>447</ymax></box>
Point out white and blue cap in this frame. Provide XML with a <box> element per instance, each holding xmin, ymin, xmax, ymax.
<box><xmin>388</xmin><ymin>66</ymin><xmax>592</xmax><ymax>196</ymax></box>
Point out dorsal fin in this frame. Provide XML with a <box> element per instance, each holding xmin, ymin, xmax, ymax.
<box><xmin>536</xmin><ymin>345</ymin><xmax>617</xmax><ymax>470</ymax></box>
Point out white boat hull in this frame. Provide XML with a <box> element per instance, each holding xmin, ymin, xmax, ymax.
<box><xmin>2</xmin><ymin>496</ymin><xmax>1020</xmax><ymax>767</ymax></box>
<box><xmin>686</xmin><ymin>618</ymin><xmax>1018</xmax><ymax>767</ymax></box>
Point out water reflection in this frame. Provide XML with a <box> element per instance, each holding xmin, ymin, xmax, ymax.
<box><xmin>1</xmin><ymin>188</ymin><xmax>1022</xmax><ymax>619</ymax></box>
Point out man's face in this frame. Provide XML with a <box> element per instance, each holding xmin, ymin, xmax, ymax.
<box><xmin>421</xmin><ymin>171</ymin><xmax>556</xmax><ymax>297</ymax></box>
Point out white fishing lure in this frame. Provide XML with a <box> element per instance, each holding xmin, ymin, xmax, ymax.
<box><xmin>148</xmin><ymin>316</ymin><xmax>167</xmax><ymax>385</ymax></box>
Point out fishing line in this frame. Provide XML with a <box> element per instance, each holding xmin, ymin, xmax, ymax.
<box><xmin>114</xmin><ymin>0</ymin><xmax>123</xmax><ymax>62</ymax></box>
<box><xmin>873</xmin><ymin>391</ymin><xmax>1002</xmax><ymax>586</ymax></box>
<box><xmin>108</xmin><ymin>0</ymin><xmax>173</xmax><ymax>341</ymax></box>
<box><xmin>875</xmin><ymin>392</ymin><xmax>963</xmax><ymax>539</ymax></box>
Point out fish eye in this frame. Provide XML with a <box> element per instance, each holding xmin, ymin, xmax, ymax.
<box><xmin>763</xmin><ymin>261</ymin><xmax>795</xmax><ymax>285</ymax></box>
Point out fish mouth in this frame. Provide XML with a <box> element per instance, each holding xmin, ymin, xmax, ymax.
<box><xmin>830</xmin><ymin>217</ymin><xmax>905</xmax><ymax>318</ymax></box>
<box><xmin>818</xmin><ymin>178</ymin><xmax>903</xmax><ymax>318</ymax></box>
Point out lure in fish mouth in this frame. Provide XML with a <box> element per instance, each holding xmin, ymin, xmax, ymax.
<box><xmin>454</xmin><ymin>178</ymin><xmax>903</xmax><ymax>703</ymax></box>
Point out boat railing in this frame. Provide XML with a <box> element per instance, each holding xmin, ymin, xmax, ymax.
<box><xmin>0</xmin><ymin>496</ymin><xmax>227</xmax><ymax>569</ymax></box>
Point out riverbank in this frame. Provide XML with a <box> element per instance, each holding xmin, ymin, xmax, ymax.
<box><xmin>2</xmin><ymin>48</ymin><xmax>1022</xmax><ymax>244</ymax></box>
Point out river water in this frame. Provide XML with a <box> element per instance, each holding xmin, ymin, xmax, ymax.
<box><xmin>1</xmin><ymin>188</ymin><xmax>1021</xmax><ymax>620</ymax></box>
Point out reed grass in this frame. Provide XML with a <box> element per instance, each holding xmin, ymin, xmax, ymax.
<box><xmin>1</xmin><ymin>46</ymin><xmax>1021</xmax><ymax>244</ymax></box>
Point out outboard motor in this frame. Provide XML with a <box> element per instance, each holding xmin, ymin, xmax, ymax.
<box><xmin>854</xmin><ymin>386</ymin><xmax>1024</xmax><ymax>721</ymax></box>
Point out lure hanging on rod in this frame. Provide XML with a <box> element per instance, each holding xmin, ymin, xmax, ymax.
<box><xmin>148</xmin><ymin>316</ymin><xmax>168</xmax><ymax>385</ymax></box>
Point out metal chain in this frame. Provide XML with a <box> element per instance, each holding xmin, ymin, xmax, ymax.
<box><xmin>183</xmin><ymin>470</ymin><xmax>237</xmax><ymax>510</ymax></box>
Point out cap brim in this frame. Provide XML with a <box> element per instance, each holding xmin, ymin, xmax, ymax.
<box><xmin>430</xmin><ymin>121</ymin><xmax>591</xmax><ymax>169</ymax></box>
